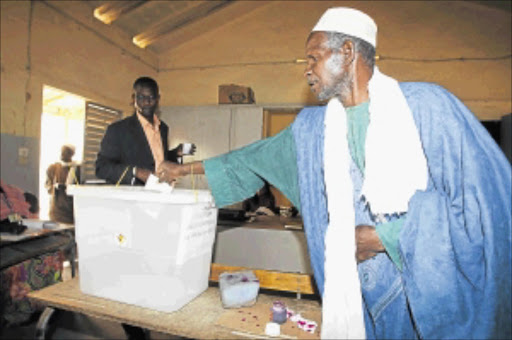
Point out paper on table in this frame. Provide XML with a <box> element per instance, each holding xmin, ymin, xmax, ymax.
<box><xmin>21</xmin><ymin>219</ymin><xmax>59</xmax><ymax>229</ymax></box>
<box><xmin>145</xmin><ymin>174</ymin><xmax>174</xmax><ymax>193</ymax></box>
<box><xmin>215</xmin><ymin>303</ymin><xmax>321</xmax><ymax>339</ymax></box>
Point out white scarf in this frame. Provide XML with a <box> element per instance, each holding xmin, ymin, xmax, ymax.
<box><xmin>321</xmin><ymin>67</ymin><xmax>428</xmax><ymax>339</ymax></box>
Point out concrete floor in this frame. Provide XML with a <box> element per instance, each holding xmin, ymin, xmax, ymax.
<box><xmin>0</xmin><ymin>261</ymin><xmax>186</xmax><ymax>340</ymax></box>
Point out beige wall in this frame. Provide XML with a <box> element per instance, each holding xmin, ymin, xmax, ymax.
<box><xmin>158</xmin><ymin>0</ymin><xmax>511</xmax><ymax>120</ymax></box>
<box><xmin>1</xmin><ymin>1</ymin><xmax>157</xmax><ymax>139</ymax></box>
<box><xmin>2</xmin><ymin>0</ymin><xmax>510</xmax><ymax>139</ymax></box>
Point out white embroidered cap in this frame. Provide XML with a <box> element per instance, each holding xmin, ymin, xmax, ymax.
<box><xmin>312</xmin><ymin>7</ymin><xmax>377</xmax><ymax>47</ymax></box>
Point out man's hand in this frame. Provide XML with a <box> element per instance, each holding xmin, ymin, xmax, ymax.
<box><xmin>355</xmin><ymin>224</ymin><xmax>385</xmax><ymax>263</ymax></box>
<box><xmin>156</xmin><ymin>161</ymin><xmax>184</xmax><ymax>184</ymax></box>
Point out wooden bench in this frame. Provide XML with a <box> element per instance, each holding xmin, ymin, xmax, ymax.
<box><xmin>209</xmin><ymin>263</ymin><xmax>317</xmax><ymax>298</ymax></box>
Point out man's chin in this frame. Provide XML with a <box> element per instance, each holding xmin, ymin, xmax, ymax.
<box><xmin>316</xmin><ymin>92</ymin><xmax>330</xmax><ymax>102</ymax></box>
<box><xmin>140</xmin><ymin>110</ymin><xmax>155</xmax><ymax>117</ymax></box>
<box><xmin>309</xmin><ymin>89</ymin><xmax>323</xmax><ymax>102</ymax></box>
<box><xmin>312</xmin><ymin>87</ymin><xmax>328</xmax><ymax>101</ymax></box>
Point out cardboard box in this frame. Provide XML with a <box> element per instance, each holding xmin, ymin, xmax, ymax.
<box><xmin>68</xmin><ymin>186</ymin><xmax>218</xmax><ymax>313</ymax></box>
<box><xmin>219</xmin><ymin>84</ymin><xmax>255</xmax><ymax>104</ymax></box>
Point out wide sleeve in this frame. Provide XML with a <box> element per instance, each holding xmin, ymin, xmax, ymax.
<box><xmin>398</xmin><ymin>83</ymin><xmax>512</xmax><ymax>339</ymax></box>
<box><xmin>95</xmin><ymin>124</ymin><xmax>136</xmax><ymax>185</ymax></box>
<box><xmin>203</xmin><ymin>126</ymin><xmax>300</xmax><ymax>209</ymax></box>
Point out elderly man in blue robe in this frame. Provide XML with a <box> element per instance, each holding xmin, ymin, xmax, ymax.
<box><xmin>157</xmin><ymin>7</ymin><xmax>511</xmax><ymax>340</ymax></box>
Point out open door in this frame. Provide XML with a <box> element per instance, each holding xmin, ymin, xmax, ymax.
<box><xmin>39</xmin><ymin>86</ymin><xmax>86</xmax><ymax>219</ymax></box>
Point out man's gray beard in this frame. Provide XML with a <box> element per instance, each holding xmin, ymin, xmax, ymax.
<box><xmin>317</xmin><ymin>53</ymin><xmax>352</xmax><ymax>102</ymax></box>
<box><xmin>317</xmin><ymin>76</ymin><xmax>352</xmax><ymax>102</ymax></box>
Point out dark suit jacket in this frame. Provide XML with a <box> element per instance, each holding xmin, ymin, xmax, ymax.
<box><xmin>96</xmin><ymin>114</ymin><xmax>179</xmax><ymax>185</ymax></box>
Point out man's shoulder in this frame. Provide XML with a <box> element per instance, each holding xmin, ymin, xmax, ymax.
<box><xmin>297</xmin><ymin>105</ymin><xmax>326</xmax><ymax>119</ymax></box>
<box><xmin>107</xmin><ymin>114</ymin><xmax>136</xmax><ymax>131</ymax></box>
<box><xmin>398</xmin><ymin>82</ymin><xmax>467</xmax><ymax>120</ymax></box>
<box><xmin>299</xmin><ymin>105</ymin><xmax>326</xmax><ymax>112</ymax></box>
<box><xmin>46</xmin><ymin>162</ymin><xmax>60</xmax><ymax>171</ymax></box>
<box><xmin>292</xmin><ymin>105</ymin><xmax>326</xmax><ymax>133</ymax></box>
<box><xmin>159</xmin><ymin>118</ymin><xmax>169</xmax><ymax>130</ymax></box>
<box><xmin>399</xmin><ymin>81</ymin><xmax>454</xmax><ymax>100</ymax></box>
<box><xmin>399</xmin><ymin>81</ymin><xmax>482</xmax><ymax>139</ymax></box>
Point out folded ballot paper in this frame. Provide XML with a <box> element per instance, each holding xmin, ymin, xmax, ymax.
<box><xmin>144</xmin><ymin>174</ymin><xmax>174</xmax><ymax>193</ymax></box>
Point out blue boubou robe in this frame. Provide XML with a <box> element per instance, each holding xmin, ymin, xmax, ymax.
<box><xmin>204</xmin><ymin>82</ymin><xmax>511</xmax><ymax>339</ymax></box>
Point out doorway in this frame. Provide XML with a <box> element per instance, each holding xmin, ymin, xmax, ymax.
<box><xmin>39</xmin><ymin>86</ymin><xmax>85</xmax><ymax>219</ymax></box>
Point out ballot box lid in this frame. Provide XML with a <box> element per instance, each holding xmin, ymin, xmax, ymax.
<box><xmin>67</xmin><ymin>185</ymin><xmax>214</xmax><ymax>205</ymax></box>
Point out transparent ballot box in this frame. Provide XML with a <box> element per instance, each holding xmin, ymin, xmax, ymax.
<box><xmin>68</xmin><ymin>185</ymin><xmax>218</xmax><ymax>313</ymax></box>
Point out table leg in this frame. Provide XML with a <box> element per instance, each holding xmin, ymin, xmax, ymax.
<box><xmin>63</xmin><ymin>230</ymin><xmax>77</xmax><ymax>278</ymax></box>
<box><xmin>70</xmin><ymin>241</ymin><xmax>76</xmax><ymax>278</ymax></box>
<box><xmin>122</xmin><ymin>323</ymin><xmax>151</xmax><ymax>340</ymax></box>
<box><xmin>35</xmin><ymin>307</ymin><xmax>57</xmax><ymax>340</ymax></box>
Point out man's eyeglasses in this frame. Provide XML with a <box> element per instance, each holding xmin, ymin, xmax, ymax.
<box><xmin>135</xmin><ymin>94</ymin><xmax>157</xmax><ymax>102</ymax></box>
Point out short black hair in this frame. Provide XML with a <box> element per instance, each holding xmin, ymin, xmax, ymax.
<box><xmin>133</xmin><ymin>76</ymin><xmax>159</xmax><ymax>96</ymax></box>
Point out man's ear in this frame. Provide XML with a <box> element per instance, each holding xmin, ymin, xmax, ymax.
<box><xmin>340</xmin><ymin>40</ymin><xmax>356</xmax><ymax>65</ymax></box>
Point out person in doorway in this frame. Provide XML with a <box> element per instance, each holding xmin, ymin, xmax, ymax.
<box><xmin>95</xmin><ymin>76</ymin><xmax>196</xmax><ymax>185</ymax></box>
<box><xmin>156</xmin><ymin>7</ymin><xmax>511</xmax><ymax>339</ymax></box>
<box><xmin>45</xmin><ymin>144</ymin><xmax>80</xmax><ymax>224</ymax></box>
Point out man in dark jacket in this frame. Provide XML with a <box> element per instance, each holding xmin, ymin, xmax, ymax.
<box><xmin>96</xmin><ymin>76</ymin><xmax>195</xmax><ymax>185</ymax></box>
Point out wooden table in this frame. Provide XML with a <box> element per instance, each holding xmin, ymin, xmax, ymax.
<box><xmin>0</xmin><ymin>221</ymin><xmax>74</xmax><ymax>244</ymax></box>
<box><xmin>1</xmin><ymin>222</ymin><xmax>76</xmax><ymax>276</ymax></box>
<box><xmin>28</xmin><ymin>277</ymin><xmax>321</xmax><ymax>339</ymax></box>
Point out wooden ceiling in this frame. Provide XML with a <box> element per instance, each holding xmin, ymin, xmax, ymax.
<box><xmin>82</xmin><ymin>0</ymin><xmax>510</xmax><ymax>55</ymax></box>
<box><xmin>84</xmin><ymin>0</ymin><xmax>270</xmax><ymax>54</ymax></box>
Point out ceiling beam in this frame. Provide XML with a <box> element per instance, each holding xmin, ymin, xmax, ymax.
<box><xmin>132</xmin><ymin>0</ymin><xmax>233</xmax><ymax>49</ymax></box>
<box><xmin>40</xmin><ymin>0</ymin><xmax>158</xmax><ymax>70</ymax></box>
<box><xmin>151</xmin><ymin>0</ymin><xmax>271</xmax><ymax>54</ymax></box>
<box><xmin>93</xmin><ymin>0</ymin><xmax>147</xmax><ymax>25</ymax></box>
